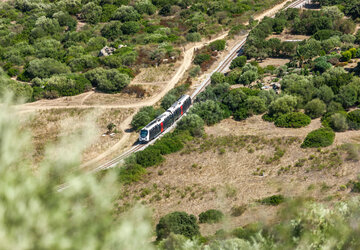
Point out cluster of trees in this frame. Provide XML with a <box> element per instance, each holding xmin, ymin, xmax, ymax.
<box><xmin>244</xmin><ymin>6</ymin><xmax>358</xmax><ymax>63</ymax></box>
<box><xmin>192</xmin><ymin>39</ymin><xmax>226</xmax><ymax>70</ymax></box>
<box><xmin>0</xmin><ymin>0</ymin><xmax>286</xmax><ymax>101</ymax></box>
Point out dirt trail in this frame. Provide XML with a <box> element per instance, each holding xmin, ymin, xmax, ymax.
<box><xmin>19</xmin><ymin>0</ymin><xmax>295</xmax><ymax>169</ymax></box>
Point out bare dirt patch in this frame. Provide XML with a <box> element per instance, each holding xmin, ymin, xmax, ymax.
<box><xmin>267</xmin><ymin>34</ymin><xmax>310</xmax><ymax>41</ymax></box>
<box><xmin>22</xmin><ymin>107</ymin><xmax>134</xmax><ymax>165</ymax></box>
<box><xmin>258</xmin><ymin>58</ymin><xmax>291</xmax><ymax>68</ymax></box>
<box><xmin>132</xmin><ymin>64</ymin><xmax>178</xmax><ymax>83</ymax></box>
<box><xmin>119</xmin><ymin>116</ymin><xmax>360</xmax><ymax>236</ymax></box>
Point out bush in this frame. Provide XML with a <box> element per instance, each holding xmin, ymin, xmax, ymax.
<box><xmin>24</xmin><ymin>58</ymin><xmax>70</xmax><ymax>79</ymax></box>
<box><xmin>245</xmin><ymin>96</ymin><xmax>267</xmax><ymax>114</ymax></box>
<box><xmin>275</xmin><ymin>112</ymin><xmax>311</xmax><ymax>128</ymax></box>
<box><xmin>230</xmin><ymin>205</ymin><xmax>247</xmax><ymax>217</ymax></box>
<box><xmin>347</xmin><ymin>110</ymin><xmax>360</xmax><ymax>130</ymax></box>
<box><xmin>198</xmin><ymin>209</ymin><xmax>224</xmax><ymax>224</ymax></box>
<box><xmin>268</xmin><ymin>95</ymin><xmax>298</xmax><ymax>117</ymax></box>
<box><xmin>161</xmin><ymin>94</ymin><xmax>177</xmax><ymax>110</ymax></box>
<box><xmin>260</xmin><ymin>195</ymin><xmax>285</xmax><ymax>206</ymax></box>
<box><xmin>231</xmin><ymin>223</ymin><xmax>262</xmax><ymax>241</ymax></box>
<box><xmin>193</xmin><ymin>53</ymin><xmax>211</xmax><ymax>65</ymax></box>
<box><xmin>305</xmin><ymin>99</ymin><xmax>326</xmax><ymax>119</ymax></box>
<box><xmin>233</xmin><ymin>108</ymin><xmax>250</xmax><ymax>121</ymax></box>
<box><xmin>209</xmin><ymin>40</ymin><xmax>226</xmax><ymax>51</ymax></box>
<box><xmin>229</xmin><ymin>56</ymin><xmax>247</xmax><ymax>69</ymax></box>
<box><xmin>101</xmin><ymin>21</ymin><xmax>123</xmax><ymax>40</ymax></box>
<box><xmin>156</xmin><ymin>212</ymin><xmax>200</xmax><ymax>241</ymax></box>
<box><xmin>329</xmin><ymin>112</ymin><xmax>349</xmax><ymax>132</ymax></box>
<box><xmin>135</xmin><ymin>148</ymin><xmax>164</xmax><ymax>167</ymax></box>
<box><xmin>152</xmin><ymin>135</ymin><xmax>183</xmax><ymax>155</ymax></box>
<box><xmin>44</xmin><ymin>75</ymin><xmax>91</xmax><ymax>97</ymax></box>
<box><xmin>177</xmin><ymin>114</ymin><xmax>204</xmax><ymax>137</ymax></box>
<box><xmin>222</xmin><ymin>88</ymin><xmax>247</xmax><ymax>112</ymax></box>
<box><xmin>186</xmin><ymin>32</ymin><xmax>201</xmax><ymax>42</ymax></box>
<box><xmin>190</xmin><ymin>100</ymin><xmax>225</xmax><ymax>125</ymax></box>
<box><xmin>118</xmin><ymin>162</ymin><xmax>146</xmax><ymax>184</ymax></box>
<box><xmin>85</xmin><ymin>68</ymin><xmax>130</xmax><ymax>93</ymax></box>
<box><xmin>189</xmin><ymin>66</ymin><xmax>201</xmax><ymax>78</ymax></box>
<box><xmin>301</xmin><ymin>127</ymin><xmax>335</xmax><ymax>148</ymax></box>
<box><xmin>210</xmin><ymin>72</ymin><xmax>226</xmax><ymax>85</ymax></box>
<box><xmin>121</xmin><ymin>21</ymin><xmax>141</xmax><ymax>35</ymax></box>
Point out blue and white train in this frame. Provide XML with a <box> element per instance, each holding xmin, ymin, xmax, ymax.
<box><xmin>139</xmin><ymin>95</ymin><xmax>192</xmax><ymax>143</ymax></box>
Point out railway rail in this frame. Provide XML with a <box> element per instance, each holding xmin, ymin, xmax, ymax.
<box><xmin>92</xmin><ymin>0</ymin><xmax>308</xmax><ymax>173</ymax></box>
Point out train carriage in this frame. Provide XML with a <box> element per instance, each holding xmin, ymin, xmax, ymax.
<box><xmin>139</xmin><ymin>95</ymin><xmax>192</xmax><ymax>142</ymax></box>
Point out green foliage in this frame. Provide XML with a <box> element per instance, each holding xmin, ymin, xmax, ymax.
<box><xmin>189</xmin><ymin>65</ymin><xmax>201</xmax><ymax>78</ymax></box>
<box><xmin>80</xmin><ymin>2</ymin><xmax>102</xmax><ymax>24</ymax></box>
<box><xmin>275</xmin><ymin>112</ymin><xmax>311</xmax><ymax>128</ymax></box>
<box><xmin>24</xmin><ymin>58</ymin><xmax>70</xmax><ymax>79</ymax></box>
<box><xmin>268</xmin><ymin>95</ymin><xmax>298</xmax><ymax>117</ymax></box>
<box><xmin>301</xmin><ymin>127</ymin><xmax>335</xmax><ymax>148</ymax></box>
<box><xmin>177</xmin><ymin>114</ymin><xmax>204</xmax><ymax>137</ymax></box>
<box><xmin>121</xmin><ymin>21</ymin><xmax>141</xmax><ymax>35</ymax></box>
<box><xmin>43</xmin><ymin>75</ymin><xmax>91</xmax><ymax>97</ymax></box>
<box><xmin>135</xmin><ymin>148</ymin><xmax>164</xmax><ymax>167</ymax></box>
<box><xmin>85</xmin><ymin>68</ymin><xmax>130</xmax><ymax>93</ymax></box>
<box><xmin>0</xmin><ymin>72</ymin><xmax>33</xmax><ymax>101</ymax></box>
<box><xmin>199</xmin><ymin>209</ymin><xmax>224</xmax><ymax>224</ymax></box>
<box><xmin>0</xmin><ymin>98</ymin><xmax>153</xmax><ymax>249</ymax></box>
<box><xmin>329</xmin><ymin>112</ymin><xmax>349</xmax><ymax>132</ymax></box>
<box><xmin>338</xmin><ymin>84</ymin><xmax>358</xmax><ymax>108</ymax></box>
<box><xmin>186</xmin><ymin>32</ymin><xmax>201</xmax><ymax>42</ymax></box>
<box><xmin>260</xmin><ymin>195</ymin><xmax>285</xmax><ymax>206</ymax></box>
<box><xmin>193</xmin><ymin>53</ymin><xmax>211</xmax><ymax>65</ymax></box>
<box><xmin>230</xmin><ymin>56</ymin><xmax>247</xmax><ymax>69</ymax></box>
<box><xmin>113</xmin><ymin>6</ymin><xmax>140</xmax><ymax>22</ymax></box>
<box><xmin>190</xmin><ymin>100</ymin><xmax>225</xmax><ymax>125</ymax></box>
<box><xmin>209</xmin><ymin>40</ymin><xmax>226</xmax><ymax>51</ymax></box>
<box><xmin>347</xmin><ymin>110</ymin><xmax>360</xmax><ymax>130</ymax></box>
<box><xmin>118</xmin><ymin>162</ymin><xmax>146</xmax><ymax>184</ymax></box>
<box><xmin>305</xmin><ymin>99</ymin><xmax>327</xmax><ymax>119</ymax></box>
<box><xmin>101</xmin><ymin>21</ymin><xmax>123</xmax><ymax>40</ymax></box>
<box><xmin>156</xmin><ymin>211</ymin><xmax>200</xmax><ymax>241</ymax></box>
<box><xmin>152</xmin><ymin>134</ymin><xmax>184</xmax><ymax>155</ymax></box>
<box><xmin>222</xmin><ymin>89</ymin><xmax>247</xmax><ymax>112</ymax></box>
<box><xmin>210</xmin><ymin>72</ymin><xmax>226</xmax><ymax>85</ymax></box>
<box><xmin>245</xmin><ymin>96</ymin><xmax>267</xmax><ymax>115</ymax></box>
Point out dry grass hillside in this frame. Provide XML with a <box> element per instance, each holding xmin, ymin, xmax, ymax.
<box><xmin>22</xmin><ymin>108</ymin><xmax>134</xmax><ymax>165</ymax></box>
<box><xmin>118</xmin><ymin>116</ymin><xmax>360</xmax><ymax>236</ymax></box>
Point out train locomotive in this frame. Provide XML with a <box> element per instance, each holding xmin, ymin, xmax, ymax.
<box><xmin>139</xmin><ymin>95</ymin><xmax>192</xmax><ymax>142</ymax></box>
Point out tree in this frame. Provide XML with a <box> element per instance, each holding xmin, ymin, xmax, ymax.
<box><xmin>222</xmin><ymin>89</ymin><xmax>247</xmax><ymax>112</ymax></box>
<box><xmin>101</xmin><ymin>21</ymin><xmax>123</xmax><ymax>40</ymax></box>
<box><xmin>186</xmin><ymin>32</ymin><xmax>201</xmax><ymax>42</ymax></box>
<box><xmin>317</xmin><ymin>85</ymin><xmax>334</xmax><ymax>104</ymax></box>
<box><xmin>268</xmin><ymin>95</ymin><xmax>298</xmax><ymax>117</ymax></box>
<box><xmin>338</xmin><ymin>84</ymin><xmax>358</xmax><ymax>108</ymax></box>
<box><xmin>156</xmin><ymin>211</ymin><xmax>200</xmax><ymax>241</ymax></box>
<box><xmin>113</xmin><ymin>6</ymin><xmax>140</xmax><ymax>22</ymax></box>
<box><xmin>24</xmin><ymin>58</ymin><xmax>70</xmax><ymax>79</ymax></box>
<box><xmin>85</xmin><ymin>68</ymin><xmax>130</xmax><ymax>93</ymax></box>
<box><xmin>53</xmin><ymin>11</ymin><xmax>77</xmax><ymax>31</ymax></box>
<box><xmin>329</xmin><ymin>113</ymin><xmax>348</xmax><ymax>132</ymax></box>
<box><xmin>275</xmin><ymin>112</ymin><xmax>311</xmax><ymax>128</ymax></box>
<box><xmin>43</xmin><ymin>75</ymin><xmax>91</xmax><ymax>97</ymax></box>
<box><xmin>107</xmin><ymin>122</ymin><xmax>116</xmax><ymax>132</ymax></box>
<box><xmin>210</xmin><ymin>72</ymin><xmax>226</xmax><ymax>85</ymax></box>
<box><xmin>121</xmin><ymin>21</ymin><xmax>141</xmax><ymax>35</ymax></box>
<box><xmin>131</xmin><ymin>106</ymin><xmax>161</xmax><ymax>131</ymax></box>
<box><xmin>176</xmin><ymin>114</ymin><xmax>204</xmax><ymax>137</ymax></box>
<box><xmin>34</xmin><ymin>38</ymin><xmax>63</xmax><ymax>59</ymax></box>
<box><xmin>305</xmin><ymin>99</ymin><xmax>326</xmax><ymax>119</ymax></box>
<box><xmin>30</xmin><ymin>16</ymin><xmax>61</xmax><ymax>39</ymax></box>
<box><xmin>161</xmin><ymin>94</ymin><xmax>177</xmax><ymax>110</ymax></box>
<box><xmin>245</xmin><ymin>96</ymin><xmax>267</xmax><ymax>115</ymax></box>
<box><xmin>80</xmin><ymin>2</ymin><xmax>102</xmax><ymax>24</ymax></box>
<box><xmin>193</xmin><ymin>54</ymin><xmax>211</xmax><ymax>65</ymax></box>
<box><xmin>209</xmin><ymin>40</ymin><xmax>226</xmax><ymax>51</ymax></box>
<box><xmin>230</xmin><ymin>56</ymin><xmax>247</xmax><ymax>69</ymax></box>
<box><xmin>347</xmin><ymin>110</ymin><xmax>360</xmax><ymax>130</ymax></box>
<box><xmin>134</xmin><ymin>0</ymin><xmax>157</xmax><ymax>15</ymax></box>
<box><xmin>190</xmin><ymin>100</ymin><xmax>225</xmax><ymax>125</ymax></box>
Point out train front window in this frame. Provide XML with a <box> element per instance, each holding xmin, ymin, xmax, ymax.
<box><xmin>140</xmin><ymin>130</ymin><xmax>148</xmax><ymax>138</ymax></box>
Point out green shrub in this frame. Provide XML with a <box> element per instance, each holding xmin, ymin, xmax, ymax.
<box><xmin>177</xmin><ymin>114</ymin><xmax>204</xmax><ymax>137</ymax></box>
<box><xmin>351</xmin><ymin>181</ymin><xmax>360</xmax><ymax>193</ymax></box>
<box><xmin>131</xmin><ymin>106</ymin><xmax>163</xmax><ymax>131</ymax></box>
<box><xmin>231</xmin><ymin>223</ymin><xmax>262</xmax><ymax>241</ymax></box>
<box><xmin>118</xmin><ymin>163</ymin><xmax>146</xmax><ymax>184</ymax></box>
<box><xmin>329</xmin><ymin>112</ymin><xmax>349</xmax><ymax>132</ymax></box>
<box><xmin>186</xmin><ymin>32</ymin><xmax>201</xmax><ymax>42</ymax></box>
<box><xmin>305</xmin><ymin>99</ymin><xmax>326</xmax><ymax>119</ymax></box>
<box><xmin>230</xmin><ymin>56</ymin><xmax>247</xmax><ymax>69</ymax></box>
<box><xmin>230</xmin><ymin>205</ymin><xmax>247</xmax><ymax>217</ymax></box>
<box><xmin>301</xmin><ymin>127</ymin><xmax>335</xmax><ymax>148</ymax></box>
<box><xmin>347</xmin><ymin>110</ymin><xmax>360</xmax><ymax>130</ymax></box>
<box><xmin>156</xmin><ymin>211</ymin><xmax>200</xmax><ymax>241</ymax></box>
<box><xmin>135</xmin><ymin>148</ymin><xmax>164</xmax><ymax>167</ymax></box>
<box><xmin>152</xmin><ymin>135</ymin><xmax>183</xmax><ymax>155</ymax></box>
<box><xmin>209</xmin><ymin>40</ymin><xmax>226</xmax><ymax>51</ymax></box>
<box><xmin>275</xmin><ymin>112</ymin><xmax>311</xmax><ymax>128</ymax></box>
<box><xmin>198</xmin><ymin>209</ymin><xmax>224</xmax><ymax>224</ymax></box>
<box><xmin>190</xmin><ymin>100</ymin><xmax>225</xmax><ymax>125</ymax></box>
<box><xmin>193</xmin><ymin>53</ymin><xmax>211</xmax><ymax>65</ymax></box>
<box><xmin>260</xmin><ymin>195</ymin><xmax>285</xmax><ymax>206</ymax></box>
<box><xmin>233</xmin><ymin>108</ymin><xmax>250</xmax><ymax>121</ymax></box>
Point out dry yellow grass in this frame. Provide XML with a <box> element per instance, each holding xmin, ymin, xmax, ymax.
<box><xmin>22</xmin><ymin>108</ymin><xmax>133</xmax><ymax>165</ymax></box>
<box><xmin>118</xmin><ymin>116</ymin><xmax>360</xmax><ymax>236</ymax></box>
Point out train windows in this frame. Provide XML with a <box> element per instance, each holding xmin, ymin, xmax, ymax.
<box><xmin>140</xmin><ymin>130</ymin><xmax>148</xmax><ymax>138</ymax></box>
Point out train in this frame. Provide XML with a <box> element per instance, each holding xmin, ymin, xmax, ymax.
<box><xmin>139</xmin><ymin>95</ymin><xmax>192</xmax><ymax>143</ymax></box>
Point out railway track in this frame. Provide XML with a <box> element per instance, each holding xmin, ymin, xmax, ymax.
<box><xmin>92</xmin><ymin>0</ymin><xmax>309</xmax><ymax>173</ymax></box>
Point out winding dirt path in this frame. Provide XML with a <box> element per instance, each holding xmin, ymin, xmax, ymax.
<box><xmin>19</xmin><ymin>0</ymin><xmax>297</xmax><ymax>169</ymax></box>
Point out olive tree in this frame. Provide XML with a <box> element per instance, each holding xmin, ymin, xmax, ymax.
<box><xmin>85</xmin><ymin>68</ymin><xmax>130</xmax><ymax>93</ymax></box>
<box><xmin>177</xmin><ymin>114</ymin><xmax>204</xmax><ymax>136</ymax></box>
<box><xmin>305</xmin><ymin>99</ymin><xmax>326</xmax><ymax>119</ymax></box>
